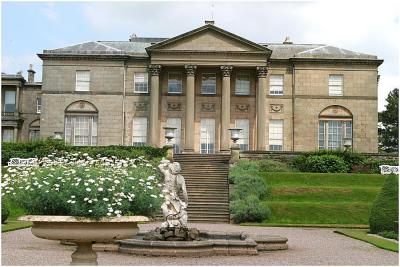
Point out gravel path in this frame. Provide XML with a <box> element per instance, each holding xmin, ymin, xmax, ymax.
<box><xmin>2</xmin><ymin>223</ymin><xmax>398</xmax><ymax>266</ymax></box>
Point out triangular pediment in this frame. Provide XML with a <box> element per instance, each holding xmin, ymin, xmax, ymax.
<box><xmin>147</xmin><ymin>24</ymin><xmax>271</xmax><ymax>54</ymax></box>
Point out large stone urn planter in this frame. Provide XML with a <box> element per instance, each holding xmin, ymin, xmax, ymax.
<box><xmin>19</xmin><ymin>215</ymin><xmax>148</xmax><ymax>265</ymax></box>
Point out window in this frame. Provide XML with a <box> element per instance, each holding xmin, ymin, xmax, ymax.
<box><xmin>132</xmin><ymin>117</ymin><xmax>148</xmax><ymax>146</ymax></box>
<box><xmin>235</xmin><ymin>119</ymin><xmax>250</xmax><ymax>150</ymax></box>
<box><xmin>235</xmin><ymin>73</ymin><xmax>250</xmax><ymax>95</ymax></box>
<box><xmin>168</xmin><ymin>72</ymin><xmax>182</xmax><ymax>94</ymax></box>
<box><xmin>36</xmin><ymin>98</ymin><xmax>42</xmax><ymax>114</ymax></box>
<box><xmin>269</xmin><ymin>119</ymin><xmax>283</xmax><ymax>151</ymax></box>
<box><xmin>4</xmin><ymin>90</ymin><xmax>16</xmax><ymax>113</ymax></box>
<box><xmin>134</xmin><ymin>73</ymin><xmax>148</xmax><ymax>93</ymax></box>
<box><xmin>2</xmin><ymin>128</ymin><xmax>14</xmax><ymax>142</ymax></box>
<box><xmin>65</xmin><ymin>115</ymin><xmax>98</xmax><ymax>146</ymax></box>
<box><xmin>329</xmin><ymin>75</ymin><xmax>343</xmax><ymax>96</ymax></box>
<box><xmin>200</xmin><ymin>119</ymin><xmax>215</xmax><ymax>154</ymax></box>
<box><xmin>75</xmin><ymin>71</ymin><xmax>90</xmax><ymax>91</ymax></box>
<box><xmin>201</xmin><ymin>73</ymin><xmax>216</xmax><ymax>94</ymax></box>
<box><xmin>319</xmin><ymin>120</ymin><xmax>352</xmax><ymax>150</ymax></box>
<box><xmin>269</xmin><ymin>75</ymin><xmax>284</xmax><ymax>95</ymax></box>
<box><xmin>166</xmin><ymin>118</ymin><xmax>182</xmax><ymax>153</ymax></box>
<box><xmin>29</xmin><ymin>129</ymin><xmax>40</xmax><ymax>141</ymax></box>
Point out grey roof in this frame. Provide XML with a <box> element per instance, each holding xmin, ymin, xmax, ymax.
<box><xmin>1</xmin><ymin>73</ymin><xmax>25</xmax><ymax>80</ymax></box>
<box><xmin>42</xmin><ymin>40</ymin><xmax>378</xmax><ymax>60</ymax></box>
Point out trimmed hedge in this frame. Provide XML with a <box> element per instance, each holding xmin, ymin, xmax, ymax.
<box><xmin>230</xmin><ymin>175</ymin><xmax>268</xmax><ymax>201</ymax></box>
<box><xmin>2</xmin><ymin>139</ymin><xmax>167</xmax><ymax>164</ymax></box>
<box><xmin>1</xmin><ymin>204</ymin><xmax>9</xmax><ymax>224</ymax></box>
<box><xmin>230</xmin><ymin>195</ymin><xmax>271</xmax><ymax>224</ymax></box>
<box><xmin>296</xmin><ymin>154</ymin><xmax>349</xmax><ymax>173</ymax></box>
<box><xmin>369</xmin><ymin>174</ymin><xmax>399</xmax><ymax>233</ymax></box>
<box><xmin>258</xmin><ymin>159</ymin><xmax>294</xmax><ymax>172</ymax></box>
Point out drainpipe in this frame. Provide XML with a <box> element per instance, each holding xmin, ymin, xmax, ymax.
<box><xmin>122</xmin><ymin>61</ymin><xmax>127</xmax><ymax>145</ymax></box>
<box><xmin>291</xmin><ymin>61</ymin><xmax>295</xmax><ymax>152</ymax></box>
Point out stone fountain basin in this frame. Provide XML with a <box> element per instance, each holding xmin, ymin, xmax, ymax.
<box><xmin>118</xmin><ymin>230</ymin><xmax>288</xmax><ymax>257</ymax></box>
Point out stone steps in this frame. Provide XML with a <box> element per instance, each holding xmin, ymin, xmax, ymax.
<box><xmin>170</xmin><ymin>153</ymin><xmax>230</xmax><ymax>223</ymax></box>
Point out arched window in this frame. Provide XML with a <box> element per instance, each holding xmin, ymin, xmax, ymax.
<box><xmin>29</xmin><ymin>119</ymin><xmax>40</xmax><ymax>141</ymax></box>
<box><xmin>64</xmin><ymin>101</ymin><xmax>98</xmax><ymax>146</ymax></box>
<box><xmin>318</xmin><ymin>105</ymin><xmax>352</xmax><ymax>150</ymax></box>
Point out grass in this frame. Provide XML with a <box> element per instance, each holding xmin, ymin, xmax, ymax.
<box><xmin>1</xmin><ymin>200</ymin><xmax>30</xmax><ymax>233</ymax></box>
<box><xmin>334</xmin><ymin>229</ymin><xmax>398</xmax><ymax>252</ymax></box>
<box><xmin>258</xmin><ymin>172</ymin><xmax>386</xmax><ymax>225</ymax></box>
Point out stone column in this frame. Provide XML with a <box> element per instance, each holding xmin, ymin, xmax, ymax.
<box><xmin>220</xmin><ymin>65</ymin><xmax>233</xmax><ymax>152</ymax></box>
<box><xmin>15</xmin><ymin>86</ymin><xmax>20</xmax><ymax>112</ymax></box>
<box><xmin>13</xmin><ymin>127</ymin><xmax>18</xmax><ymax>142</ymax></box>
<box><xmin>184</xmin><ymin>65</ymin><xmax>197</xmax><ymax>153</ymax></box>
<box><xmin>149</xmin><ymin>64</ymin><xmax>162</xmax><ymax>147</ymax></box>
<box><xmin>256</xmin><ymin>66</ymin><xmax>269</xmax><ymax>150</ymax></box>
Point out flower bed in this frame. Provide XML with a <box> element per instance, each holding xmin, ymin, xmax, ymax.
<box><xmin>1</xmin><ymin>152</ymin><xmax>163</xmax><ymax>219</ymax></box>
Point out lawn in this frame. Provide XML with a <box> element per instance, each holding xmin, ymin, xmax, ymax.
<box><xmin>1</xmin><ymin>201</ymin><xmax>31</xmax><ymax>233</ymax></box>
<box><xmin>334</xmin><ymin>229</ymin><xmax>399</xmax><ymax>252</ymax></box>
<box><xmin>259</xmin><ymin>172</ymin><xmax>386</xmax><ymax>225</ymax></box>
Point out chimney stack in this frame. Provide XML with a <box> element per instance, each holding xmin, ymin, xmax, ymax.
<box><xmin>283</xmin><ymin>36</ymin><xmax>293</xmax><ymax>44</ymax></box>
<box><xmin>27</xmin><ymin>64</ymin><xmax>35</xmax><ymax>83</ymax></box>
<box><xmin>205</xmin><ymin>20</ymin><xmax>215</xmax><ymax>25</ymax></box>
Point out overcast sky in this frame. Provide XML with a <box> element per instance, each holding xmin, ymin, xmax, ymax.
<box><xmin>2</xmin><ymin>0</ymin><xmax>399</xmax><ymax>111</ymax></box>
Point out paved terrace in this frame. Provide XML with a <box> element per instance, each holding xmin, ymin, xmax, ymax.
<box><xmin>2</xmin><ymin>223</ymin><xmax>398</xmax><ymax>266</ymax></box>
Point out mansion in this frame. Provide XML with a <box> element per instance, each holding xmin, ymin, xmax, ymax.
<box><xmin>1</xmin><ymin>22</ymin><xmax>383</xmax><ymax>153</ymax></box>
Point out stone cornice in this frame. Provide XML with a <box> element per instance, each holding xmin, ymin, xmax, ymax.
<box><xmin>38</xmin><ymin>53</ymin><xmax>134</xmax><ymax>61</ymax></box>
<box><xmin>150</xmin><ymin>50</ymin><xmax>270</xmax><ymax>57</ymax></box>
<box><xmin>289</xmin><ymin>57</ymin><xmax>383</xmax><ymax>66</ymax></box>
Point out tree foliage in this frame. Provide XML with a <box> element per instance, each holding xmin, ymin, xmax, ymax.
<box><xmin>378</xmin><ymin>88</ymin><xmax>399</xmax><ymax>152</ymax></box>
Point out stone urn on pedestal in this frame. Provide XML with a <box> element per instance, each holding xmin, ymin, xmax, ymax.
<box><xmin>19</xmin><ymin>215</ymin><xmax>148</xmax><ymax>265</ymax></box>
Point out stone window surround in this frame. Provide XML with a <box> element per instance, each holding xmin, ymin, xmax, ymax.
<box><xmin>328</xmin><ymin>74</ymin><xmax>344</xmax><ymax>96</ymax></box>
<box><xmin>269</xmin><ymin>74</ymin><xmax>284</xmax><ymax>96</ymax></box>
<box><xmin>235</xmin><ymin>72</ymin><xmax>251</xmax><ymax>96</ymax></box>
<box><xmin>36</xmin><ymin>97</ymin><xmax>42</xmax><ymax>114</ymax></box>
<box><xmin>167</xmin><ymin>72</ymin><xmax>183</xmax><ymax>94</ymax></box>
<box><xmin>75</xmin><ymin>70</ymin><xmax>90</xmax><ymax>92</ymax></box>
<box><xmin>201</xmin><ymin>73</ymin><xmax>217</xmax><ymax>95</ymax></box>
<box><xmin>133</xmin><ymin>72</ymin><xmax>149</xmax><ymax>93</ymax></box>
<box><xmin>268</xmin><ymin>119</ymin><xmax>284</xmax><ymax>151</ymax></box>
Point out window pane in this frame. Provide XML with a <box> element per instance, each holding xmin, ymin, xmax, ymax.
<box><xmin>65</xmin><ymin>115</ymin><xmax>97</xmax><ymax>146</ymax></box>
<box><xmin>76</xmin><ymin>71</ymin><xmax>90</xmax><ymax>91</ymax></box>
<box><xmin>2</xmin><ymin>128</ymin><xmax>14</xmax><ymax>142</ymax></box>
<box><xmin>29</xmin><ymin>130</ymin><xmax>40</xmax><ymax>141</ymax></box>
<box><xmin>132</xmin><ymin>117</ymin><xmax>147</xmax><ymax>146</ymax></box>
<box><xmin>327</xmin><ymin>121</ymin><xmax>342</xmax><ymax>149</ymax></box>
<box><xmin>269</xmin><ymin>119</ymin><xmax>283</xmax><ymax>151</ymax></box>
<box><xmin>200</xmin><ymin>119</ymin><xmax>215</xmax><ymax>154</ymax></box>
<box><xmin>134</xmin><ymin>73</ymin><xmax>149</xmax><ymax>93</ymax></box>
<box><xmin>4</xmin><ymin>91</ymin><xmax>16</xmax><ymax>112</ymax></box>
<box><xmin>235</xmin><ymin>73</ymin><xmax>250</xmax><ymax>95</ymax></box>
<box><xmin>37</xmin><ymin>98</ymin><xmax>42</xmax><ymax>113</ymax></box>
<box><xmin>235</xmin><ymin>119</ymin><xmax>250</xmax><ymax>150</ymax></box>
<box><xmin>269</xmin><ymin>75</ymin><xmax>284</xmax><ymax>95</ymax></box>
<box><xmin>166</xmin><ymin>118</ymin><xmax>182</xmax><ymax>153</ymax></box>
<box><xmin>168</xmin><ymin>73</ymin><xmax>182</xmax><ymax>93</ymax></box>
<box><xmin>201</xmin><ymin>73</ymin><xmax>216</xmax><ymax>94</ymax></box>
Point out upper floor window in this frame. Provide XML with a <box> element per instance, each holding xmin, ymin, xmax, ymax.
<box><xmin>168</xmin><ymin>72</ymin><xmax>182</xmax><ymax>94</ymax></box>
<box><xmin>329</xmin><ymin>75</ymin><xmax>343</xmax><ymax>96</ymax></box>
<box><xmin>4</xmin><ymin>90</ymin><xmax>16</xmax><ymax>113</ymax></box>
<box><xmin>134</xmin><ymin>73</ymin><xmax>148</xmax><ymax>93</ymax></box>
<box><xmin>75</xmin><ymin>70</ymin><xmax>90</xmax><ymax>91</ymax></box>
<box><xmin>269</xmin><ymin>119</ymin><xmax>283</xmax><ymax>151</ymax></box>
<box><xmin>201</xmin><ymin>73</ymin><xmax>216</xmax><ymax>94</ymax></box>
<box><xmin>269</xmin><ymin>75</ymin><xmax>284</xmax><ymax>95</ymax></box>
<box><xmin>36</xmin><ymin>98</ymin><xmax>42</xmax><ymax>114</ymax></box>
<box><xmin>235</xmin><ymin>72</ymin><xmax>250</xmax><ymax>95</ymax></box>
<box><xmin>132</xmin><ymin>117</ymin><xmax>148</xmax><ymax>146</ymax></box>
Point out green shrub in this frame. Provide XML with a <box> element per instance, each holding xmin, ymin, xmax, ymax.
<box><xmin>366</xmin><ymin>158</ymin><xmax>399</xmax><ymax>174</ymax></box>
<box><xmin>2</xmin><ymin>139</ymin><xmax>167</xmax><ymax>165</ymax></box>
<box><xmin>229</xmin><ymin>160</ymin><xmax>260</xmax><ymax>184</ymax></box>
<box><xmin>377</xmin><ymin>231</ymin><xmax>398</xmax><ymax>240</ymax></box>
<box><xmin>369</xmin><ymin>174</ymin><xmax>399</xmax><ymax>233</ymax></box>
<box><xmin>230</xmin><ymin>195</ymin><xmax>270</xmax><ymax>223</ymax></box>
<box><xmin>258</xmin><ymin>159</ymin><xmax>294</xmax><ymax>172</ymax></box>
<box><xmin>301</xmin><ymin>155</ymin><xmax>349</xmax><ymax>173</ymax></box>
<box><xmin>1</xmin><ymin>203</ymin><xmax>10</xmax><ymax>224</ymax></box>
<box><xmin>230</xmin><ymin>175</ymin><xmax>268</xmax><ymax>201</ymax></box>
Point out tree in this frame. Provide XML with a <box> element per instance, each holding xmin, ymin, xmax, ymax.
<box><xmin>378</xmin><ymin>88</ymin><xmax>398</xmax><ymax>152</ymax></box>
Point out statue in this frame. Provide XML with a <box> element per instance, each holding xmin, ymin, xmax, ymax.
<box><xmin>158</xmin><ymin>159</ymin><xmax>188</xmax><ymax>228</ymax></box>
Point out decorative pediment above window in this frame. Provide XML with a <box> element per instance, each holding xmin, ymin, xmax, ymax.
<box><xmin>167</xmin><ymin>102</ymin><xmax>182</xmax><ymax>111</ymax></box>
<box><xmin>270</xmin><ymin>104</ymin><xmax>284</xmax><ymax>113</ymax></box>
<box><xmin>235</xmin><ymin>104</ymin><xmax>250</xmax><ymax>113</ymax></box>
<box><xmin>319</xmin><ymin>105</ymin><xmax>352</xmax><ymax>118</ymax></box>
<box><xmin>146</xmin><ymin>24</ymin><xmax>271</xmax><ymax>55</ymax></box>
<box><xmin>201</xmin><ymin>103</ymin><xmax>215</xmax><ymax>112</ymax></box>
<box><xmin>134</xmin><ymin>102</ymin><xmax>148</xmax><ymax>111</ymax></box>
<box><xmin>65</xmin><ymin>100</ymin><xmax>98</xmax><ymax>113</ymax></box>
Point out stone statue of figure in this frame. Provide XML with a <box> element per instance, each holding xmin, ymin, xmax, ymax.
<box><xmin>158</xmin><ymin>159</ymin><xmax>188</xmax><ymax>228</ymax></box>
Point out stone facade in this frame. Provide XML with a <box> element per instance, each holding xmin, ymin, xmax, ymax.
<box><xmin>1</xmin><ymin>67</ymin><xmax>41</xmax><ymax>142</ymax></box>
<box><xmin>6</xmin><ymin>22</ymin><xmax>382</xmax><ymax>153</ymax></box>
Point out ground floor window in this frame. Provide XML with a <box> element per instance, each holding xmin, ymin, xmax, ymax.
<box><xmin>132</xmin><ymin>117</ymin><xmax>148</xmax><ymax>147</ymax></box>
<box><xmin>235</xmin><ymin>119</ymin><xmax>249</xmax><ymax>150</ymax></box>
<box><xmin>166</xmin><ymin>118</ymin><xmax>181</xmax><ymax>153</ymax></box>
<box><xmin>200</xmin><ymin>118</ymin><xmax>215</xmax><ymax>154</ymax></box>
<box><xmin>269</xmin><ymin>119</ymin><xmax>283</xmax><ymax>151</ymax></box>
<box><xmin>29</xmin><ymin>129</ymin><xmax>40</xmax><ymax>141</ymax></box>
<box><xmin>65</xmin><ymin>115</ymin><xmax>98</xmax><ymax>146</ymax></box>
<box><xmin>2</xmin><ymin>127</ymin><xmax>14</xmax><ymax>142</ymax></box>
<box><xmin>319</xmin><ymin>120</ymin><xmax>352</xmax><ymax>150</ymax></box>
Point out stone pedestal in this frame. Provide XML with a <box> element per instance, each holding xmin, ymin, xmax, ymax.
<box><xmin>230</xmin><ymin>145</ymin><xmax>240</xmax><ymax>164</ymax></box>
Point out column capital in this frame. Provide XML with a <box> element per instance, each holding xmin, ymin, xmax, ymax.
<box><xmin>184</xmin><ymin>65</ymin><xmax>197</xmax><ymax>76</ymax></box>
<box><xmin>256</xmin><ymin>63</ymin><xmax>271</xmax><ymax>78</ymax></box>
<box><xmin>149</xmin><ymin>64</ymin><xmax>162</xmax><ymax>76</ymax></box>
<box><xmin>220</xmin><ymin>65</ymin><xmax>233</xmax><ymax>77</ymax></box>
